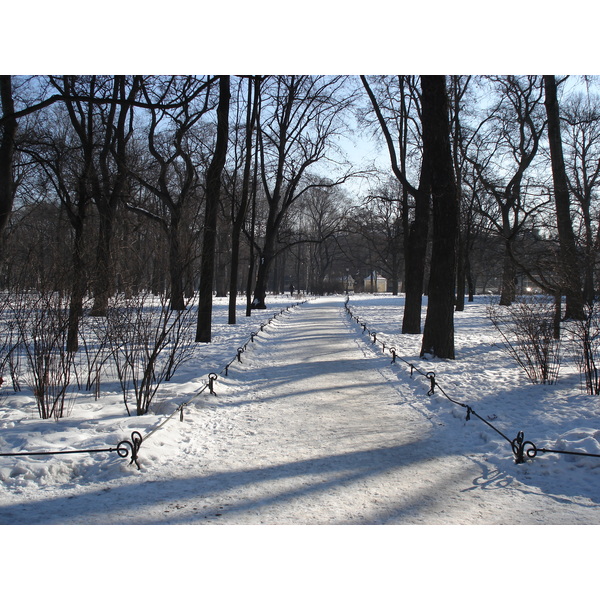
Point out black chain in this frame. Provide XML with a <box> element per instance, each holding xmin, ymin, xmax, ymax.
<box><xmin>345</xmin><ymin>297</ymin><xmax>600</xmax><ymax>465</ymax></box>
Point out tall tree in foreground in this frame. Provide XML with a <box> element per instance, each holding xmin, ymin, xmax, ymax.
<box><xmin>543</xmin><ymin>75</ymin><xmax>585</xmax><ymax>320</ymax></box>
<box><xmin>0</xmin><ymin>76</ymin><xmax>17</xmax><ymax>236</ymax></box>
<box><xmin>196</xmin><ymin>75</ymin><xmax>231</xmax><ymax>342</ymax></box>
<box><xmin>420</xmin><ymin>75</ymin><xmax>459</xmax><ymax>359</ymax></box>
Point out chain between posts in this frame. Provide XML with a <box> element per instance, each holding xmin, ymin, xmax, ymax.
<box><xmin>143</xmin><ymin>299</ymin><xmax>308</xmax><ymax>447</ymax></box>
<box><xmin>344</xmin><ymin>297</ymin><xmax>600</xmax><ymax>466</ymax></box>
<box><xmin>2</xmin><ymin>299</ymin><xmax>308</xmax><ymax>471</ymax></box>
<box><xmin>0</xmin><ymin>430</ymin><xmax>143</xmax><ymax>470</ymax></box>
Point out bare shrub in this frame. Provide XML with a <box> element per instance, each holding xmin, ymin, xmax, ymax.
<box><xmin>565</xmin><ymin>302</ymin><xmax>600</xmax><ymax>395</ymax></box>
<box><xmin>488</xmin><ymin>295</ymin><xmax>561</xmax><ymax>384</ymax></box>
<box><xmin>77</xmin><ymin>314</ymin><xmax>113</xmax><ymax>399</ymax></box>
<box><xmin>105</xmin><ymin>292</ymin><xmax>197</xmax><ymax>416</ymax></box>
<box><xmin>11</xmin><ymin>290</ymin><xmax>75</xmax><ymax>419</ymax></box>
<box><xmin>0</xmin><ymin>291</ymin><xmax>22</xmax><ymax>392</ymax></box>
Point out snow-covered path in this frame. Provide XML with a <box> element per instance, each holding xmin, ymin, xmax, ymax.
<box><xmin>2</xmin><ymin>297</ymin><xmax>600</xmax><ymax>524</ymax></box>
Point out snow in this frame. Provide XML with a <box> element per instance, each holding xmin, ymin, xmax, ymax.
<box><xmin>1</xmin><ymin>294</ymin><xmax>599</xmax><ymax>596</ymax></box>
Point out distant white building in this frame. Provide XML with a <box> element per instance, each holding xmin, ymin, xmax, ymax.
<box><xmin>363</xmin><ymin>272</ymin><xmax>387</xmax><ymax>293</ymax></box>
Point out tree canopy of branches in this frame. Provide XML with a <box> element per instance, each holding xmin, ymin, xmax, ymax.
<box><xmin>2</xmin><ymin>74</ymin><xmax>599</xmax><ymax>367</ymax></box>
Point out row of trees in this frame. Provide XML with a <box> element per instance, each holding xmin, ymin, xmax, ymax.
<box><xmin>1</xmin><ymin>75</ymin><xmax>600</xmax><ymax>363</ymax></box>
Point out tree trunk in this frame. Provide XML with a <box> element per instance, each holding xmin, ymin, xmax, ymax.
<box><xmin>455</xmin><ymin>227</ymin><xmax>466</xmax><ymax>311</ymax></box>
<box><xmin>245</xmin><ymin>146</ymin><xmax>259</xmax><ymax>317</ymax></box>
<box><xmin>499</xmin><ymin>239</ymin><xmax>516</xmax><ymax>306</ymax></box>
<box><xmin>0</xmin><ymin>76</ymin><xmax>16</xmax><ymax>236</ymax></box>
<box><xmin>168</xmin><ymin>211</ymin><xmax>186</xmax><ymax>311</ymax></box>
<box><xmin>402</xmin><ymin>187</ymin><xmax>429</xmax><ymax>333</ymax></box>
<box><xmin>67</xmin><ymin>210</ymin><xmax>87</xmax><ymax>353</ymax></box>
<box><xmin>419</xmin><ymin>76</ymin><xmax>459</xmax><ymax>359</ymax></box>
<box><xmin>90</xmin><ymin>203</ymin><xmax>116</xmax><ymax>315</ymax></box>
<box><xmin>196</xmin><ymin>76</ymin><xmax>230</xmax><ymax>342</ymax></box>
<box><xmin>543</xmin><ymin>75</ymin><xmax>585</xmax><ymax>320</ymax></box>
<box><xmin>252</xmin><ymin>238</ymin><xmax>275</xmax><ymax>309</ymax></box>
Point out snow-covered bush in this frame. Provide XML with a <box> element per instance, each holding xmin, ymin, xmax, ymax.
<box><xmin>487</xmin><ymin>295</ymin><xmax>561</xmax><ymax>384</ymax></box>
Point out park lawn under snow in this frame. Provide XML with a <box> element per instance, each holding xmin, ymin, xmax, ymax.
<box><xmin>0</xmin><ymin>293</ymin><xmax>600</xmax><ymax>530</ymax></box>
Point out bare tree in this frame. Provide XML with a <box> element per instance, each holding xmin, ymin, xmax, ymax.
<box><xmin>449</xmin><ymin>75</ymin><xmax>472</xmax><ymax>311</ymax></box>
<box><xmin>0</xmin><ymin>76</ymin><xmax>17</xmax><ymax>237</ymax></box>
<box><xmin>251</xmin><ymin>75</ymin><xmax>354</xmax><ymax>309</ymax></box>
<box><xmin>357</xmin><ymin>178</ymin><xmax>404</xmax><ymax>294</ymax></box>
<box><xmin>88</xmin><ymin>76</ymin><xmax>142</xmax><ymax>315</ymax></box>
<box><xmin>226</xmin><ymin>76</ymin><xmax>261</xmax><ymax>324</ymax></box>
<box><xmin>125</xmin><ymin>76</ymin><xmax>214</xmax><ymax>311</ymax></box>
<box><xmin>196</xmin><ymin>75</ymin><xmax>231</xmax><ymax>342</ymax></box>
<box><xmin>466</xmin><ymin>76</ymin><xmax>546</xmax><ymax>306</ymax></box>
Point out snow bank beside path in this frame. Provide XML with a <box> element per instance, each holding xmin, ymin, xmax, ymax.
<box><xmin>346</xmin><ymin>294</ymin><xmax>600</xmax><ymax>510</ymax></box>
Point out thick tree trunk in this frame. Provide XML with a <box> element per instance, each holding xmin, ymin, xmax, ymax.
<box><xmin>252</xmin><ymin>238</ymin><xmax>275</xmax><ymax>310</ymax></box>
<box><xmin>402</xmin><ymin>187</ymin><xmax>429</xmax><ymax>333</ymax></box>
<box><xmin>419</xmin><ymin>76</ymin><xmax>459</xmax><ymax>359</ymax></box>
<box><xmin>0</xmin><ymin>76</ymin><xmax>16</xmax><ymax>236</ymax></box>
<box><xmin>543</xmin><ymin>75</ymin><xmax>585</xmax><ymax>320</ymax></box>
<box><xmin>499</xmin><ymin>240</ymin><xmax>516</xmax><ymax>306</ymax></box>
<box><xmin>196</xmin><ymin>76</ymin><xmax>230</xmax><ymax>342</ymax></box>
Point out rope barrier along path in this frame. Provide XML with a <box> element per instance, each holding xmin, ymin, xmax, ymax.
<box><xmin>344</xmin><ymin>297</ymin><xmax>600</xmax><ymax>466</ymax></box>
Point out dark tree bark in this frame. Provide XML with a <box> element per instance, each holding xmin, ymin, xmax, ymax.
<box><xmin>0</xmin><ymin>76</ymin><xmax>16</xmax><ymax>236</ymax></box>
<box><xmin>229</xmin><ymin>76</ymin><xmax>260</xmax><ymax>324</ymax></box>
<box><xmin>196</xmin><ymin>76</ymin><xmax>231</xmax><ymax>342</ymax></box>
<box><xmin>419</xmin><ymin>76</ymin><xmax>459</xmax><ymax>359</ymax></box>
<box><xmin>245</xmin><ymin>143</ymin><xmax>259</xmax><ymax>317</ymax></box>
<box><xmin>543</xmin><ymin>75</ymin><xmax>585</xmax><ymax>320</ymax></box>
<box><xmin>449</xmin><ymin>76</ymin><xmax>471</xmax><ymax>312</ymax></box>
<box><xmin>402</xmin><ymin>176</ymin><xmax>430</xmax><ymax>333</ymax></box>
<box><xmin>124</xmin><ymin>76</ymin><xmax>212</xmax><ymax>311</ymax></box>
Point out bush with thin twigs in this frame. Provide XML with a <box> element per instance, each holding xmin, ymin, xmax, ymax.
<box><xmin>10</xmin><ymin>290</ymin><xmax>75</xmax><ymax>419</ymax></box>
<box><xmin>0</xmin><ymin>291</ymin><xmax>22</xmax><ymax>392</ymax></box>
<box><xmin>76</xmin><ymin>314</ymin><xmax>114</xmax><ymax>400</ymax></box>
<box><xmin>487</xmin><ymin>295</ymin><xmax>561</xmax><ymax>384</ymax></box>
<box><xmin>105</xmin><ymin>292</ymin><xmax>197</xmax><ymax>416</ymax></box>
<box><xmin>565</xmin><ymin>302</ymin><xmax>600</xmax><ymax>395</ymax></box>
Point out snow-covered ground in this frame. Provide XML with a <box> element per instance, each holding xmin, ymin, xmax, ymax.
<box><xmin>1</xmin><ymin>294</ymin><xmax>598</xmax><ymax>596</ymax></box>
